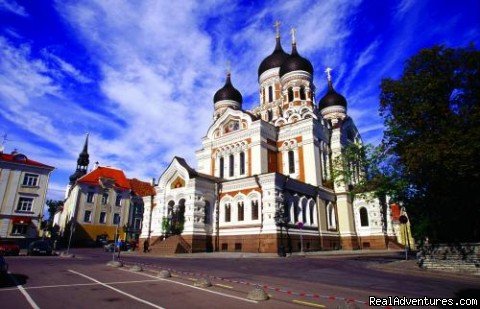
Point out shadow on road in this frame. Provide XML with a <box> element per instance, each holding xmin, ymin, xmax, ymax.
<box><xmin>0</xmin><ymin>273</ymin><xmax>28</xmax><ymax>288</ymax></box>
<box><xmin>454</xmin><ymin>288</ymin><xmax>480</xmax><ymax>298</ymax></box>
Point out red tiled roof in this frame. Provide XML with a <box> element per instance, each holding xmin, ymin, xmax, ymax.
<box><xmin>129</xmin><ymin>178</ymin><xmax>155</xmax><ymax>196</ymax></box>
<box><xmin>77</xmin><ymin>166</ymin><xmax>130</xmax><ymax>190</ymax></box>
<box><xmin>0</xmin><ymin>152</ymin><xmax>54</xmax><ymax>169</ymax></box>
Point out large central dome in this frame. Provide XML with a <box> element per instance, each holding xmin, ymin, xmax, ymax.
<box><xmin>258</xmin><ymin>36</ymin><xmax>289</xmax><ymax>78</ymax></box>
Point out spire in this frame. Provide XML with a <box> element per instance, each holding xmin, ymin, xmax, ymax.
<box><xmin>274</xmin><ymin>20</ymin><xmax>281</xmax><ymax>39</ymax></box>
<box><xmin>274</xmin><ymin>20</ymin><xmax>283</xmax><ymax>51</ymax></box>
<box><xmin>81</xmin><ymin>133</ymin><xmax>89</xmax><ymax>154</ymax></box>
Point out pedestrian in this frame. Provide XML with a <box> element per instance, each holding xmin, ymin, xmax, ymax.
<box><xmin>143</xmin><ymin>239</ymin><xmax>149</xmax><ymax>253</ymax></box>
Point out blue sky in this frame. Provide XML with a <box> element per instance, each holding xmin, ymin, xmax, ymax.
<box><xmin>0</xmin><ymin>0</ymin><xmax>479</xmax><ymax>201</ymax></box>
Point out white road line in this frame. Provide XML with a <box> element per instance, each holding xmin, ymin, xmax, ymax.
<box><xmin>68</xmin><ymin>270</ymin><xmax>165</xmax><ymax>309</ymax></box>
<box><xmin>0</xmin><ymin>279</ymin><xmax>163</xmax><ymax>292</ymax></box>
<box><xmin>120</xmin><ymin>268</ymin><xmax>258</xmax><ymax>304</ymax></box>
<box><xmin>8</xmin><ymin>272</ymin><xmax>40</xmax><ymax>309</ymax></box>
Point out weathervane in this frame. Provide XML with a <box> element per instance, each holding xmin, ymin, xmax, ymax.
<box><xmin>274</xmin><ymin>20</ymin><xmax>281</xmax><ymax>38</ymax></box>
<box><xmin>325</xmin><ymin>67</ymin><xmax>333</xmax><ymax>82</ymax></box>
<box><xmin>290</xmin><ymin>27</ymin><xmax>297</xmax><ymax>44</ymax></box>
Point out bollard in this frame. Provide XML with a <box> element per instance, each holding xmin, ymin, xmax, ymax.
<box><xmin>130</xmin><ymin>265</ymin><xmax>143</xmax><ymax>272</ymax></box>
<box><xmin>194</xmin><ymin>278</ymin><xmax>212</xmax><ymax>288</ymax></box>
<box><xmin>158</xmin><ymin>270</ymin><xmax>171</xmax><ymax>278</ymax></box>
<box><xmin>247</xmin><ymin>286</ymin><xmax>269</xmax><ymax>301</ymax></box>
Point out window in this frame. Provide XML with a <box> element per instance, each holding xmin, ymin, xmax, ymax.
<box><xmin>360</xmin><ymin>207</ymin><xmax>369</xmax><ymax>227</ymax></box>
<box><xmin>251</xmin><ymin>200</ymin><xmax>259</xmax><ymax>220</ymax></box>
<box><xmin>267</xmin><ymin>109</ymin><xmax>273</xmax><ymax>121</ymax></box>
<box><xmin>225</xmin><ymin>204</ymin><xmax>231</xmax><ymax>222</ymax></box>
<box><xmin>102</xmin><ymin>193</ymin><xmax>108</xmax><ymax>205</ymax></box>
<box><xmin>327</xmin><ymin>203</ymin><xmax>336</xmax><ymax>229</ymax></box>
<box><xmin>204</xmin><ymin>201</ymin><xmax>211</xmax><ymax>224</ymax></box>
<box><xmin>17</xmin><ymin>197</ymin><xmax>33</xmax><ymax>212</ymax></box>
<box><xmin>262</xmin><ymin>87</ymin><xmax>265</xmax><ymax>103</ymax></box>
<box><xmin>309</xmin><ymin>203</ymin><xmax>314</xmax><ymax>225</ymax></box>
<box><xmin>115</xmin><ymin>193</ymin><xmax>122</xmax><ymax>206</ymax></box>
<box><xmin>300</xmin><ymin>86</ymin><xmax>306</xmax><ymax>100</ymax></box>
<box><xmin>302</xmin><ymin>202</ymin><xmax>307</xmax><ymax>223</ymax></box>
<box><xmin>221</xmin><ymin>243</ymin><xmax>228</xmax><ymax>251</ymax></box>
<box><xmin>134</xmin><ymin>218</ymin><xmax>142</xmax><ymax>230</ymax></box>
<box><xmin>288</xmin><ymin>150</ymin><xmax>295</xmax><ymax>174</ymax></box>
<box><xmin>268</xmin><ymin>86</ymin><xmax>273</xmax><ymax>102</ymax></box>
<box><xmin>113</xmin><ymin>213</ymin><xmax>121</xmax><ymax>225</ymax></box>
<box><xmin>229</xmin><ymin>154</ymin><xmax>234</xmax><ymax>177</ymax></box>
<box><xmin>288</xmin><ymin>88</ymin><xmax>294</xmax><ymax>102</ymax></box>
<box><xmin>84</xmin><ymin>210</ymin><xmax>92</xmax><ymax>222</ymax></box>
<box><xmin>86</xmin><ymin>192</ymin><xmax>94</xmax><ymax>203</ymax></box>
<box><xmin>238</xmin><ymin>202</ymin><xmax>244</xmax><ymax>221</ymax></box>
<box><xmin>219</xmin><ymin>157</ymin><xmax>224</xmax><ymax>178</ymax></box>
<box><xmin>235</xmin><ymin>243</ymin><xmax>242</xmax><ymax>251</ymax></box>
<box><xmin>239</xmin><ymin>152</ymin><xmax>245</xmax><ymax>175</ymax></box>
<box><xmin>99</xmin><ymin>212</ymin><xmax>106</xmax><ymax>224</ymax></box>
<box><xmin>22</xmin><ymin>174</ymin><xmax>38</xmax><ymax>187</ymax></box>
<box><xmin>12</xmin><ymin>224</ymin><xmax>28</xmax><ymax>235</ymax></box>
<box><xmin>293</xmin><ymin>200</ymin><xmax>299</xmax><ymax>222</ymax></box>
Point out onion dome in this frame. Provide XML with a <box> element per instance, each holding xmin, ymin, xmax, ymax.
<box><xmin>279</xmin><ymin>42</ymin><xmax>313</xmax><ymax>77</ymax></box>
<box><xmin>318</xmin><ymin>79</ymin><xmax>347</xmax><ymax>109</ymax></box>
<box><xmin>213</xmin><ymin>73</ymin><xmax>243</xmax><ymax>104</ymax></box>
<box><xmin>258</xmin><ymin>36</ymin><xmax>289</xmax><ymax>78</ymax></box>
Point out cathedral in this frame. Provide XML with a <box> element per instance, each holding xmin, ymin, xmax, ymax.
<box><xmin>140</xmin><ymin>26</ymin><xmax>410</xmax><ymax>253</ymax></box>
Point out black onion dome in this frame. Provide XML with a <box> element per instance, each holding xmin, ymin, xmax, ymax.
<box><xmin>279</xmin><ymin>43</ymin><xmax>313</xmax><ymax>77</ymax></box>
<box><xmin>213</xmin><ymin>73</ymin><xmax>243</xmax><ymax>104</ymax></box>
<box><xmin>258</xmin><ymin>37</ymin><xmax>289</xmax><ymax>78</ymax></box>
<box><xmin>318</xmin><ymin>80</ymin><xmax>347</xmax><ymax>109</ymax></box>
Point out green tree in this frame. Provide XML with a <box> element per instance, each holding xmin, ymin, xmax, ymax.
<box><xmin>379</xmin><ymin>45</ymin><xmax>480</xmax><ymax>242</ymax></box>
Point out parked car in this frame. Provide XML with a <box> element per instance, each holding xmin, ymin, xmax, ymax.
<box><xmin>27</xmin><ymin>240</ymin><xmax>53</xmax><ymax>256</ymax></box>
<box><xmin>0</xmin><ymin>256</ymin><xmax>8</xmax><ymax>274</ymax></box>
<box><xmin>0</xmin><ymin>240</ymin><xmax>20</xmax><ymax>256</ymax></box>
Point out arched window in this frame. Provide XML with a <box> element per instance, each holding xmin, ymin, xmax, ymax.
<box><xmin>204</xmin><ymin>201</ymin><xmax>211</xmax><ymax>224</ymax></box>
<box><xmin>251</xmin><ymin>200</ymin><xmax>259</xmax><ymax>220</ymax></box>
<box><xmin>239</xmin><ymin>152</ymin><xmax>245</xmax><ymax>175</ymax></box>
<box><xmin>327</xmin><ymin>203</ymin><xmax>336</xmax><ymax>229</ymax></box>
<box><xmin>309</xmin><ymin>202</ymin><xmax>314</xmax><ymax>225</ymax></box>
<box><xmin>288</xmin><ymin>150</ymin><xmax>295</xmax><ymax>174</ymax></box>
<box><xmin>225</xmin><ymin>203</ymin><xmax>231</xmax><ymax>222</ymax></box>
<box><xmin>293</xmin><ymin>199</ymin><xmax>299</xmax><ymax>223</ymax></box>
<box><xmin>360</xmin><ymin>207</ymin><xmax>369</xmax><ymax>227</ymax></box>
<box><xmin>219</xmin><ymin>157</ymin><xmax>224</xmax><ymax>178</ymax></box>
<box><xmin>238</xmin><ymin>202</ymin><xmax>244</xmax><ymax>221</ymax></box>
<box><xmin>268</xmin><ymin>86</ymin><xmax>273</xmax><ymax>102</ymax></box>
<box><xmin>300</xmin><ymin>86</ymin><xmax>306</xmax><ymax>100</ymax></box>
<box><xmin>229</xmin><ymin>154</ymin><xmax>234</xmax><ymax>177</ymax></box>
<box><xmin>284</xmin><ymin>201</ymin><xmax>290</xmax><ymax>222</ymax></box>
<box><xmin>288</xmin><ymin>88</ymin><xmax>294</xmax><ymax>102</ymax></box>
<box><xmin>302</xmin><ymin>201</ymin><xmax>307</xmax><ymax>223</ymax></box>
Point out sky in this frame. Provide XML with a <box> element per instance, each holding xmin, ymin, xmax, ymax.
<box><xmin>0</xmin><ymin>0</ymin><xmax>479</xmax><ymax>202</ymax></box>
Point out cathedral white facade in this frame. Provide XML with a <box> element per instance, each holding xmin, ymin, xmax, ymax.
<box><xmin>140</xmin><ymin>28</ymin><xmax>406</xmax><ymax>253</ymax></box>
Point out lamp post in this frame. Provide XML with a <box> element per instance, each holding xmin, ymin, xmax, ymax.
<box><xmin>297</xmin><ymin>221</ymin><xmax>304</xmax><ymax>254</ymax></box>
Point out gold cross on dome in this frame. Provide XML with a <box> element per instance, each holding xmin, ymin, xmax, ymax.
<box><xmin>274</xmin><ymin>20</ymin><xmax>281</xmax><ymax>38</ymax></box>
<box><xmin>290</xmin><ymin>27</ymin><xmax>297</xmax><ymax>44</ymax></box>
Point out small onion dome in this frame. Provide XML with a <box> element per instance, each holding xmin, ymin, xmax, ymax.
<box><xmin>279</xmin><ymin>43</ymin><xmax>313</xmax><ymax>77</ymax></box>
<box><xmin>318</xmin><ymin>80</ymin><xmax>347</xmax><ymax>109</ymax></box>
<box><xmin>258</xmin><ymin>36</ymin><xmax>289</xmax><ymax>78</ymax></box>
<box><xmin>213</xmin><ymin>73</ymin><xmax>243</xmax><ymax>104</ymax></box>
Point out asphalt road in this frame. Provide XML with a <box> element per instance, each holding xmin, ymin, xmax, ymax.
<box><xmin>0</xmin><ymin>249</ymin><xmax>479</xmax><ymax>309</ymax></box>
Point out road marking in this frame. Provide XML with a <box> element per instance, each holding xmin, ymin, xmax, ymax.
<box><xmin>121</xmin><ymin>268</ymin><xmax>258</xmax><ymax>304</ymax></box>
<box><xmin>292</xmin><ymin>299</ymin><xmax>326</xmax><ymax>308</ymax></box>
<box><xmin>8</xmin><ymin>272</ymin><xmax>40</xmax><ymax>309</ymax></box>
<box><xmin>214</xmin><ymin>283</ymin><xmax>233</xmax><ymax>289</ymax></box>
<box><xmin>68</xmin><ymin>270</ymin><xmax>165</xmax><ymax>309</ymax></box>
<box><xmin>0</xmin><ymin>279</ymin><xmax>163</xmax><ymax>292</ymax></box>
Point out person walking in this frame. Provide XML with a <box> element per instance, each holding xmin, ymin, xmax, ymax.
<box><xmin>143</xmin><ymin>239</ymin><xmax>149</xmax><ymax>253</ymax></box>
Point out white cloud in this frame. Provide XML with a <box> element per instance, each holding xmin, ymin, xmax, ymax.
<box><xmin>0</xmin><ymin>0</ymin><xmax>28</xmax><ymax>17</ymax></box>
<box><xmin>394</xmin><ymin>0</ymin><xmax>414</xmax><ymax>20</ymax></box>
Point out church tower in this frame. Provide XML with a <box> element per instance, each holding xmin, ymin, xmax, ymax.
<box><xmin>68</xmin><ymin>133</ymin><xmax>90</xmax><ymax>186</ymax></box>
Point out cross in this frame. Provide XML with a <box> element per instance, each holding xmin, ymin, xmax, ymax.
<box><xmin>226</xmin><ymin>61</ymin><xmax>231</xmax><ymax>75</ymax></box>
<box><xmin>290</xmin><ymin>27</ymin><xmax>297</xmax><ymax>44</ymax></box>
<box><xmin>274</xmin><ymin>20</ymin><xmax>281</xmax><ymax>38</ymax></box>
<box><xmin>325</xmin><ymin>67</ymin><xmax>333</xmax><ymax>81</ymax></box>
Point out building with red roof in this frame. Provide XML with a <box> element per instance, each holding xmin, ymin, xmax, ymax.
<box><xmin>0</xmin><ymin>149</ymin><xmax>54</xmax><ymax>244</ymax></box>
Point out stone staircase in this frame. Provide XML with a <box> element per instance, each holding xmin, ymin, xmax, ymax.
<box><xmin>418</xmin><ymin>243</ymin><xmax>480</xmax><ymax>275</ymax></box>
<box><xmin>148</xmin><ymin>235</ymin><xmax>192</xmax><ymax>255</ymax></box>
